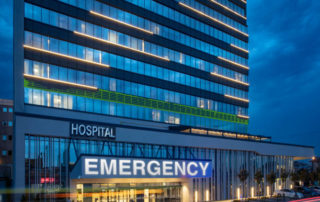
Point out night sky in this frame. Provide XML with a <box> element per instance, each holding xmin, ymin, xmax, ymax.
<box><xmin>0</xmin><ymin>0</ymin><xmax>319</xmax><ymax>154</ymax></box>
<box><xmin>248</xmin><ymin>0</ymin><xmax>320</xmax><ymax>155</ymax></box>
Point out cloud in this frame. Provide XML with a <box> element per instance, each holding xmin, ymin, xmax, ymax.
<box><xmin>248</xmin><ymin>0</ymin><xmax>320</xmax><ymax>154</ymax></box>
<box><xmin>0</xmin><ymin>0</ymin><xmax>13</xmax><ymax>99</ymax></box>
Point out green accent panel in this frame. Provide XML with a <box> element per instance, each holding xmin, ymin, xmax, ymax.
<box><xmin>24</xmin><ymin>79</ymin><xmax>249</xmax><ymax>125</ymax></box>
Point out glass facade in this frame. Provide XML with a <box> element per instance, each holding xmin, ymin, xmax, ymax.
<box><xmin>25</xmin><ymin>2</ymin><xmax>249</xmax><ymax>83</ymax></box>
<box><xmin>215</xmin><ymin>0</ymin><xmax>246</xmax><ymax>16</ymax></box>
<box><xmin>24</xmin><ymin>59</ymin><xmax>248</xmax><ymax>132</ymax></box>
<box><xmin>123</xmin><ymin>0</ymin><xmax>248</xmax><ymax>47</ymax></box>
<box><xmin>60</xmin><ymin>0</ymin><xmax>248</xmax><ymax>49</ymax></box>
<box><xmin>25</xmin><ymin>135</ymin><xmax>293</xmax><ymax>201</ymax></box>
<box><xmin>75</xmin><ymin>182</ymin><xmax>182</xmax><ymax>201</ymax></box>
<box><xmin>26</xmin><ymin>2</ymin><xmax>248</xmax><ymax>69</ymax></box>
<box><xmin>14</xmin><ymin>1</ymin><xmax>312</xmax><ymax>202</ymax></box>
<box><xmin>23</xmin><ymin>0</ymin><xmax>250</xmax><ymax>133</ymax></box>
<box><xmin>24</xmin><ymin>32</ymin><xmax>248</xmax><ymax>100</ymax></box>
<box><xmin>128</xmin><ymin>0</ymin><xmax>248</xmax><ymax>33</ymax></box>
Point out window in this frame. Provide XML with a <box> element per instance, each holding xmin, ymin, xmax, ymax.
<box><xmin>33</xmin><ymin>62</ymin><xmax>41</xmax><ymax>76</ymax></box>
<box><xmin>1</xmin><ymin>150</ymin><xmax>7</xmax><ymax>156</ymax></box>
<box><xmin>8</xmin><ymin>121</ymin><xmax>13</xmax><ymax>127</ymax></box>
<box><xmin>53</xmin><ymin>95</ymin><xmax>62</xmax><ymax>108</ymax></box>
<box><xmin>32</xmin><ymin>89</ymin><xmax>42</xmax><ymax>105</ymax></box>
<box><xmin>109</xmin><ymin>30</ymin><xmax>117</xmax><ymax>43</ymax></box>
<box><xmin>168</xmin><ymin>116</ymin><xmax>175</xmax><ymax>124</ymax></box>
<box><xmin>109</xmin><ymin>79</ymin><xmax>116</xmax><ymax>91</ymax></box>
<box><xmin>1</xmin><ymin>121</ymin><xmax>6</xmax><ymax>126</ymax></box>
<box><xmin>152</xmin><ymin>110</ymin><xmax>160</xmax><ymax>121</ymax></box>
<box><xmin>9</xmin><ymin>108</ymin><xmax>13</xmax><ymax>113</ymax></box>
<box><xmin>2</xmin><ymin>135</ymin><xmax>7</xmax><ymax>141</ymax></box>
<box><xmin>2</xmin><ymin>107</ymin><xmax>7</xmax><ymax>112</ymax></box>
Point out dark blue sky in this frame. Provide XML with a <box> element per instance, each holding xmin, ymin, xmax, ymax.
<box><xmin>247</xmin><ymin>0</ymin><xmax>320</xmax><ymax>154</ymax></box>
<box><xmin>0</xmin><ymin>1</ymin><xmax>319</xmax><ymax>154</ymax></box>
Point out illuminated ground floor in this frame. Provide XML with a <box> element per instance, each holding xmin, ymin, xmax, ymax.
<box><xmin>71</xmin><ymin>179</ymin><xmax>184</xmax><ymax>202</ymax></box>
<box><xmin>13</xmin><ymin>111</ymin><xmax>314</xmax><ymax>201</ymax></box>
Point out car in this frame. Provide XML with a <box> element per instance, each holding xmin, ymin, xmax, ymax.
<box><xmin>310</xmin><ymin>187</ymin><xmax>320</xmax><ymax>194</ymax></box>
<box><xmin>311</xmin><ymin>186</ymin><xmax>320</xmax><ymax>193</ymax></box>
<box><xmin>274</xmin><ymin>189</ymin><xmax>303</xmax><ymax>198</ymax></box>
<box><xmin>295</xmin><ymin>187</ymin><xmax>320</xmax><ymax>197</ymax></box>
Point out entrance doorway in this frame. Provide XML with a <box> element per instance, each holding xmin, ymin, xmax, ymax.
<box><xmin>76</xmin><ymin>182</ymin><xmax>181</xmax><ymax>202</ymax></box>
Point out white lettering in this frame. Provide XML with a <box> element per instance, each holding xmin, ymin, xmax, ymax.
<box><xmin>71</xmin><ymin>123</ymin><xmax>115</xmax><ymax>139</ymax></box>
<box><xmin>105</xmin><ymin>128</ymin><xmax>110</xmax><ymax>137</ymax></box>
<box><xmin>163</xmin><ymin>161</ymin><xmax>173</xmax><ymax>176</ymax></box>
<box><xmin>199</xmin><ymin>162</ymin><xmax>209</xmax><ymax>176</ymax></box>
<box><xmin>79</xmin><ymin>124</ymin><xmax>86</xmax><ymax>136</ymax></box>
<box><xmin>85</xmin><ymin>158</ymin><xmax>98</xmax><ymax>175</ymax></box>
<box><xmin>110</xmin><ymin>129</ymin><xmax>115</xmax><ymax>137</ymax></box>
<box><xmin>133</xmin><ymin>160</ymin><xmax>146</xmax><ymax>175</ymax></box>
<box><xmin>100</xmin><ymin>159</ymin><xmax>117</xmax><ymax>175</ymax></box>
<box><xmin>97</xmin><ymin>127</ymin><xmax>101</xmax><ymax>137</ymax></box>
<box><xmin>119</xmin><ymin>160</ymin><xmax>131</xmax><ymax>175</ymax></box>
<box><xmin>100</xmin><ymin>128</ymin><xmax>105</xmax><ymax>137</ymax></box>
<box><xmin>92</xmin><ymin>126</ymin><xmax>98</xmax><ymax>136</ymax></box>
<box><xmin>187</xmin><ymin>162</ymin><xmax>198</xmax><ymax>176</ymax></box>
<box><xmin>71</xmin><ymin>123</ymin><xmax>78</xmax><ymax>135</ymax></box>
<box><xmin>175</xmin><ymin>161</ymin><xmax>186</xmax><ymax>176</ymax></box>
<box><xmin>86</xmin><ymin>125</ymin><xmax>92</xmax><ymax>136</ymax></box>
<box><xmin>82</xmin><ymin>158</ymin><xmax>211</xmax><ymax>178</ymax></box>
<box><xmin>147</xmin><ymin>160</ymin><xmax>160</xmax><ymax>176</ymax></box>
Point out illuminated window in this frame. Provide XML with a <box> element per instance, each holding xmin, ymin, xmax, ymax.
<box><xmin>67</xmin><ymin>96</ymin><xmax>73</xmax><ymax>110</ymax></box>
<box><xmin>46</xmin><ymin>93</ymin><xmax>51</xmax><ymax>107</ymax></box>
<box><xmin>2</xmin><ymin>135</ymin><xmax>7</xmax><ymax>141</ymax></box>
<box><xmin>62</xmin><ymin>95</ymin><xmax>68</xmax><ymax>109</ymax></box>
<box><xmin>85</xmin><ymin>48</ymin><xmax>93</xmax><ymax>61</ymax></box>
<box><xmin>110</xmin><ymin>103</ymin><xmax>115</xmax><ymax>115</ymax></box>
<box><xmin>197</xmin><ymin>98</ymin><xmax>205</xmax><ymax>108</ymax></box>
<box><xmin>175</xmin><ymin>117</ymin><xmax>180</xmax><ymax>124</ymax></box>
<box><xmin>2</xmin><ymin>107</ymin><xmax>7</xmax><ymax>112</ymax></box>
<box><xmin>9</xmin><ymin>108</ymin><xmax>13</xmax><ymax>113</ymax></box>
<box><xmin>32</xmin><ymin>89</ymin><xmax>42</xmax><ymax>105</ymax></box>
<box><xmin>109</xmin><ymin>30</ymin><xmax>117</xmax><ymax>43</ymax></box>
<box><xmin>80</xmin><ymin>21</ymin><xmax>85</xmax><ymax>32</ymax></box>
<box><xmin>1</xmin><ymin>150</ymin><xmax>7</xmax><ymax>156</ymax></box>
<box><xmin>109</xmin><ymin>79</ymin><xmax>116</xmax><ymax>91</ymax></box>
<box><xmin>53</xmin><ymin>95</ymin><xmax>62</xmax><ymax>108</ymax></box>
<box><xmin>152</xmin><ymin>110</ymin><xmax>161</xmax><ymax>121</ymax></box>
<box><xmin>168</xmin><ymin>116</ymin><xmax>174</xmax><ymax>124</ymax></box>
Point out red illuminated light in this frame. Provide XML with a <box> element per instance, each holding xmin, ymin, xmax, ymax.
<box><xmin>41</xmin><ymin>177</ymin><xmax>55</xmax><ymax>184</ymax></box>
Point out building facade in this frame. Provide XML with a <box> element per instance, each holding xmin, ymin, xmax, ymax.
<box><xmin>0</xmin><ymin>99</ymin><xmax>13</xmax><ymax>165</ymax></box>
<box><xmin>13</xmin><ymin>0</ymin><xmax>313</xmax><ymax>201</ymax></box>
<box><xmin>312</xmin><ymin>157</ymin><xmax>320</xmax><ymax>172</ymax></box>
<box><xmin>0</xmin><ymin>99</ymin><xmax>13</xmax><ymax>202</ymax></box>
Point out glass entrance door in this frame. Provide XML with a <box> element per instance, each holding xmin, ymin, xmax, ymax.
<box><xmin>76</xmin><ymin>182</ymin><xmax>181</xmax><ymax>202</ymax></box>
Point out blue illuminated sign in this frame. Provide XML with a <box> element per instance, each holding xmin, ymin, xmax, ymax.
<box><xmin>71</xmin><ymin>156</ymin><xmax>212</xmax><ymax>179</ymax></box>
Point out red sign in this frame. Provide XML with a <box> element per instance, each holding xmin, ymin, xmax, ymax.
<box><xmin>40</xmin><ymin>177</ymin><xmax>55</xmax><ymax>183</ymax></box>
